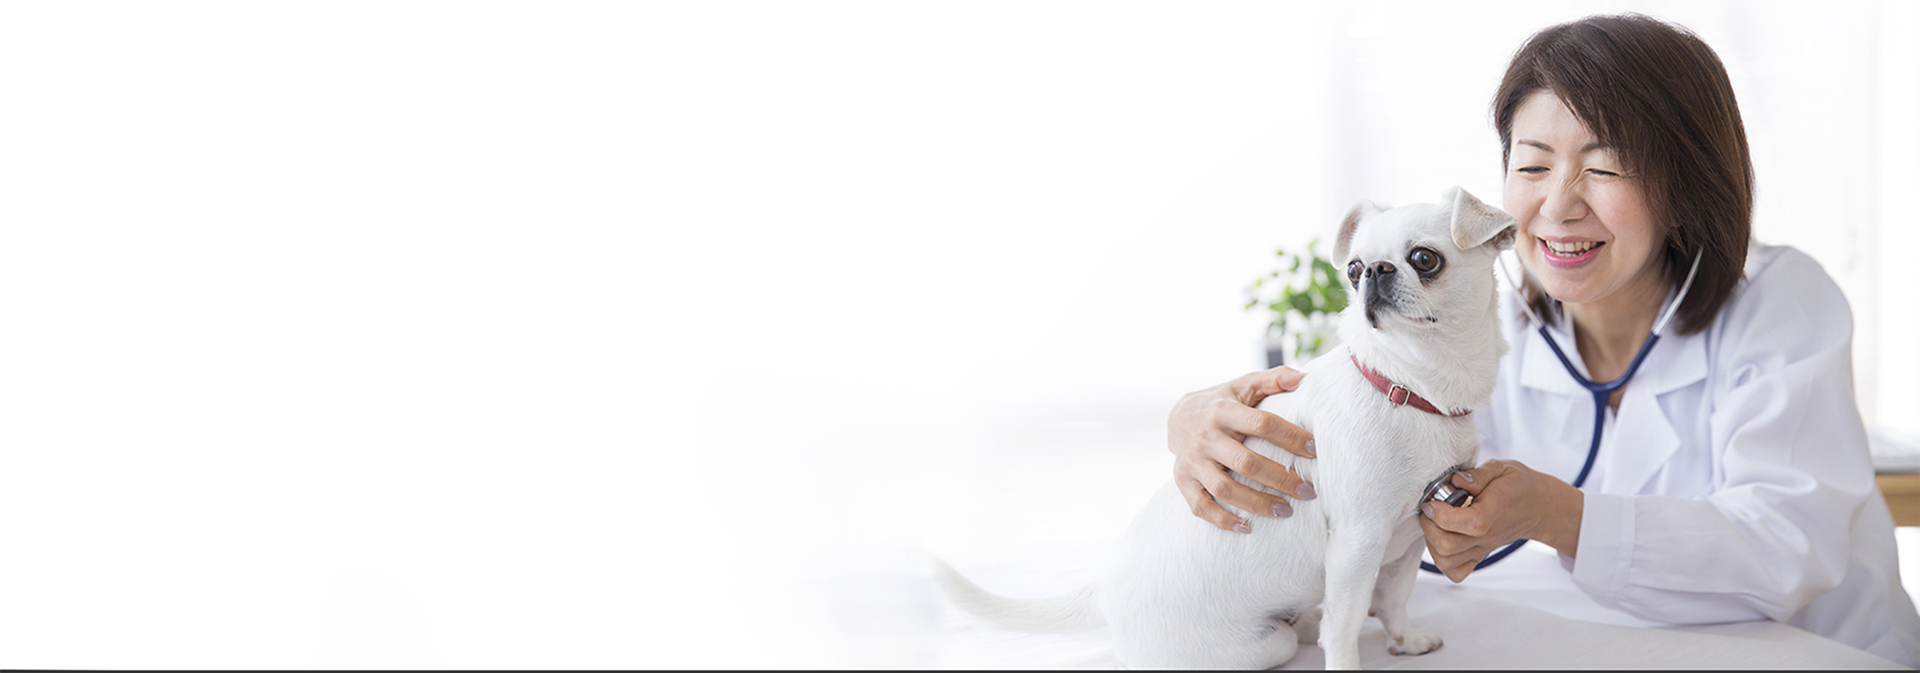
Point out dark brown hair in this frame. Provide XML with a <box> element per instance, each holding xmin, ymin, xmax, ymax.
<box><xmin>1493</xmin><ymin>13</ymin><xmax>1752</xmax><ymax>335</ymax></box>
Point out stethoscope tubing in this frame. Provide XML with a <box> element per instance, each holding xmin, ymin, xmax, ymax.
<box><xmin>1417</xmin><ymin>250</ymin><xmax>1701</xmax><ymax>576</ymax></box>
<box><xmin>1419</xmin><ymin>329</ymin><xmax>1660</xmax><ymax>574</ymax></box>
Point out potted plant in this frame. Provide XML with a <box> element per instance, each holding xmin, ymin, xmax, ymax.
<box><xmin>1246</xmin><ymin>238</ymin><xmax>1347</xmax><ymax>368</ymax></box>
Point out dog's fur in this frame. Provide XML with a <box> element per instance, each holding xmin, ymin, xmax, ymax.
<box><xmin>935</xmin><ymin>187</ymin><xmax>1517</xmax><ymax>669</ymax></box>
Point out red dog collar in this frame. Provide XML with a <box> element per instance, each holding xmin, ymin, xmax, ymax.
<box><xmin>1350</xmin><ymin>353</ymin><xmax>1472</xmax><ymax>417</ymax></box>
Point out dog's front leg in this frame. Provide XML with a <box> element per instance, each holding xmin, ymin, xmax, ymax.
<box><xmin>1319</xmin><ymin>528</ymin><xmax>1391</xmax><ymax>670</ymax></box>
<box><xmin>1371</xmin><ymin>524</ymin><xmax>1442</xmax><ymax>655</ymax></box>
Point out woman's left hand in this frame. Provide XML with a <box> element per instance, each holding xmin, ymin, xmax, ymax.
<box><xmin>1418</xmin><ymin>459</ymin><xmax>1585</xmax><ymax>583</ymax></box>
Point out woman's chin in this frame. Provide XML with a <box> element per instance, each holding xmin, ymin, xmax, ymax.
<box><xmin>1524</xmin><ymin>263</ymin><xmax>1606</xmax><ymax>305</ymax></box>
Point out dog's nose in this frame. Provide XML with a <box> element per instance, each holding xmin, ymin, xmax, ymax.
<box><xmin>1364</xmin><ymin>261</ymin><xmax>1396</xmax><ymax>278</ymax></box>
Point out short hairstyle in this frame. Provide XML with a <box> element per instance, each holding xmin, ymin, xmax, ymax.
<box><xmin>1492</xmin><ymin>13</ymin><xmax>1752</xmax><ymax>335</ymax></box>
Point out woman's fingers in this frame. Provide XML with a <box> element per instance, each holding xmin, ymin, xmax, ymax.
<box><xmin>1201</xmin><ymin>435</ymin><xmax>1314</xmax><ymax>501</ymax></box>
<box><xmin>1240</xmin><ymin>366</ymin><xmax>1309</xmax><ymax>405</ymax></box>
<box><xmin>1174</xmin><ymin>469</ymin><xmax>1248</xmax><ymax>533</ymax></box>
<box><xmin>1189</xmin><ymin>455</ymin><xmax>1300</xmax><ymax>520</ymax></box>
<box><xmin>1421</xmin><ymin>500</ymin><xmax>1491</xmax><ymax>537</ymax></box>
<box><xmin>1418</xmin><ymin>516</ymin><xmax>1491</xmax><ymax>583</ymax></box>
<box><xmin>1213</xmin><ymin>398</ymin><xmax>1316</xmax><ymax>459</ymax></box>
<box><xmin>1441</xmin><ymin>556</ymin><xmax>1482</xmax><ymax>584</ymax></box>
<box><xmin>1449</xmin><ymin>461</ymin><xmax>1506</xmax><ymax>496</ymax></box>
<box><xmin>1417</xmin><ymin>512</ymin><xmax>1473</xmax><ymax>556</ymax></box>
<box><xmin>1167</xmin><ymin>369</ymin><xmax>1316</xmax><ymax>529</ymax></box>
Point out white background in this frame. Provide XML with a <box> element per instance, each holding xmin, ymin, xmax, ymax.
<box><xmin>1</xmin><ymin>1</ymin><xmax>1914</xmax><ymax>668</ymax></box>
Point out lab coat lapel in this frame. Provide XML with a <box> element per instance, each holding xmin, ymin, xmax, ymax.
<box><xmin>1518</xmin><ymin>325</ymin><xmax>1587</xmax><ymax>397</ymax></box>
<box><xmin>1594</xmin><ymin>329</ymin><xmax>1707</xmax><ymax>495</ymax></box>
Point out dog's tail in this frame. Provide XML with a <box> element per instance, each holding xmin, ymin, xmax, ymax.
<box><xmin>930</xmin><ymin>557</ymin><xmax>1105</xmax><ymax>633</ymax></box>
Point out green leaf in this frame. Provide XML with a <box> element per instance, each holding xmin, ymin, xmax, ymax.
<box><xmin>1288</xmin><ymin>293</ymin><xmax>1315</xmax><ymax>315</ymax></box>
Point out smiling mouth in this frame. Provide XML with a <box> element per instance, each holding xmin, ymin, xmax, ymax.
<box><xmin>1542</xmin><ymin>239</ymin><xmax>1604</xmax><ymax>258</ymax></box>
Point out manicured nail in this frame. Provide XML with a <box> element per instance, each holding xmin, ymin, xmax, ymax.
<box><xmin>1304</xmin><ymin>439</ymin><xmax>1317</xmax><ymax>458</ymax></box>
<box><xmin>1271</xmin><ymin>501</ymin><xmax>1294</xmax><ymax>518</ymax></box>
<box><xmin>1421</xmin><ymin>502</ymin><xmax>1435</xmax><ymax>519</ymax></box>
<box><xmin>1461</xmin><ymin>471</ymin><xmax>1474</xmax><ymax>483</ymax></box>
<box><xmin>1296</xmin><ymin>482</ymin><xmax>1316</xmax><ymax>500</ymax></box>
<box><xmin>1453</xmin><ymin>472</ymin><xmax>1473</xmax><ymax>487</ymax></box>
<box><xmin>1234</xmin><ymin>521</ymin><xmax>1253</xmax><ymax>535</ymax></box>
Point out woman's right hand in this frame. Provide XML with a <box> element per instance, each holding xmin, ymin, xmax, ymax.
<box><xmin>1167</xmin><ymin>366</ymin><xmax>1317</xmax><ymax>534</ymax></box>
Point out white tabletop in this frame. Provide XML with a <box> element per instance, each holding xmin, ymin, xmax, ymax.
<box><xmin>780</xmin><ymin>407</ymin><xmax>1908</xmax><ymax>669</ymax></box>
<box><xmin>808</xmin><ymin>537</ymin><xmax>1904</xmax><ymax>669</ymax></box>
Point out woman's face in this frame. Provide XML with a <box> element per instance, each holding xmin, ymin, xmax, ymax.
<box><xmin>1504</xmin><ymin>91</ymin><xmax>1667</xmax><ymax>308</ymax></box>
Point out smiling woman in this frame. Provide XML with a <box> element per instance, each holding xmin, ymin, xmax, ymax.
<box><xmin>1491</xmin><ymin>17</ymin><xmax>1753</xmax><ymax>344</ymax></box>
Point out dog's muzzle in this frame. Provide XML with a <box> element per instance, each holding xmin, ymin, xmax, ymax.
<box><xmin>1363</xmin><ymin>266</ymin><xmax>1397</xmax><ymax>328</ymax></box>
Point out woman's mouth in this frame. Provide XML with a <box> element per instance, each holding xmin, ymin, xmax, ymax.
<box><xmin>1539</xmin><ymin>237</ymin><xmax>1604</xmax><ymax>269</ymax></box>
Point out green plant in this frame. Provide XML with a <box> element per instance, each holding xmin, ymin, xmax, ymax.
<box><xmin>1245</xmin><ymin>238</ymin><xmax>1348</xmax><ymax>363</ymax></box>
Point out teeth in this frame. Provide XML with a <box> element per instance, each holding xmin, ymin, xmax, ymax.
<box><xmin>1544</xmin><ymin>239</ymin><xmax>1600</xmax><ymax>256</ymax></box>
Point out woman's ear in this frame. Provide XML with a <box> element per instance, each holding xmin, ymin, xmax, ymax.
<box><xmin>1333</xmin><ymin>199</ymin><xmax>1388</xmax><ymax>263</ymax></box>
<box><xmin>1448</xmin><ymin>186</ymin><xmax>1518</xmax><ymax>251</ymax></box>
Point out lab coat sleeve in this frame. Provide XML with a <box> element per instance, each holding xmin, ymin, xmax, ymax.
<box><xmin>1568</xmin><ymin>249</ymin><xmax>1876</xmax><ymax>624</ymax></box>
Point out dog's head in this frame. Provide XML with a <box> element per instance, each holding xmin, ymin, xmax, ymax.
<box><xmin>1331</xmin><ymin>187</ymin><xmax>1517</xmax><ymax>335</ymax></box>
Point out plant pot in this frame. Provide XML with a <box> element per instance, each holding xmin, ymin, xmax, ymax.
<box><xmin>1263</xmin><ymin>333</ymin><xmax>1289</xmax><ymax>368</ymax></box>
<box><xmin>1263</xmin><ymin>322</ymin><xmax>1341</xmax><ymax>369</ymax></box>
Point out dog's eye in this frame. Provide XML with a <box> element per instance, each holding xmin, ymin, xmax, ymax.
<box><xmin>1408</xmin><ymin>248</ymin><xmax>1443</xmax><ymax>274</ymax></box>
<box><xmin>1346</xmin><ymin>260</ymin><xmax>1363</xmax><ymax>287</ymax></box>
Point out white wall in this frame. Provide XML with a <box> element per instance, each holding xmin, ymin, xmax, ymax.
<box><xmin>0</xmin><ymin>1</ymin><xmax>1912</xmax><ymax>667</ymax></box>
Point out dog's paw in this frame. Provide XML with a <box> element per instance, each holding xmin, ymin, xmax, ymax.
<box><xmin>1388</xmin><ymin>628</ymin><xmax>1443</xmax><ymax>656</ymax></box>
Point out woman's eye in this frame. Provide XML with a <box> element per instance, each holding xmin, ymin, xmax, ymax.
<box><xmin>1588</xmin><ymin>168</ymin><xmax>1621</xmax><ymax>177</ymax></box>
<box><xmin>1515</xmin><ymin>166</ymin><xmax>1548</xmax><ymax>174</ymax></box>
<box><xmin>1408</xmin><ymin>248</ymin><xmax>1442</xmax><ymax>274</ymax></box>
<box><xmin>1346</xmin><ymin>260</ymin><xmax>1363</xmax><ymax>286</ymax></box>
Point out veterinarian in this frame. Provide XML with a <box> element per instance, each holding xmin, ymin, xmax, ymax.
<box><xmin>1164</xmin><ymin>14</ymin><xmax>1920</xmax><ymax>666</ymax></box>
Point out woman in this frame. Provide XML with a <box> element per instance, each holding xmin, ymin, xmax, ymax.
<box><xmin>1167</xmin><ymin>14</ymin><xmax>1920</xmax><ymax>665</ymax></box>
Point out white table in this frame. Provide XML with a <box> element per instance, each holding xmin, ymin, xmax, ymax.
<box><xmin>806</xmin><ymin>536</ymin><xmax>1903</xmax><ymax>669</ymax></box>
<box><xmin>787</xmin><ymin>409</ymin><xmax>1908</xmax><ymax>669</ymax></box>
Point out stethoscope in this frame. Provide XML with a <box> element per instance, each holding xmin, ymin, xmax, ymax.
<box><xmin>1418</xmin><ymin>248</ymin><xmax>1703</xmax><ymax>575</ymax></box>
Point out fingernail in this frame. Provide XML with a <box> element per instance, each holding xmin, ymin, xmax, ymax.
<box><xmin>1233</xmin><ymin>521</ymin><xmax>1253</xmax><ymax>535</ymax></box>
<box><xmin>1304</xmin><ymin>439</ymin><xmax>1317</xmax><ymax>458</ymax></box>
<box><xmin>1296</xmin><ymin>482</ymin><xmax>1317</xmax><ymax>500</ymax></box>
<box><xmin>1460</xmin><ymin>471</ymin><xmax>1474</xmax><ymax>484</ymax></box>
<box><xmin>1271</xmin><ymin>501</ymin><xmax>1294</xmax><ymax>518</ymax></box>
<box><xmin>1421</xmin><ymin>502</ymin><xmax>1435</xmax><ymax>518</ymax></box>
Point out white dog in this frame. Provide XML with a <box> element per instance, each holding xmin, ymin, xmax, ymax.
<box><xmin>935</xmin><ymin>187</ymin><xmax>1517</xmax><ymax>669</ymax></box>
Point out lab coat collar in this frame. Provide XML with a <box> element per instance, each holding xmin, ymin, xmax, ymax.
<box><xmin>1515</xmin><ymin>301</ymin><xmax>1707</xmax><ymax>495</ymax></box>
<box><xmin>1516</xmin><ymin>295</ymin><xmax>1707</xmax><ymax>398</ymax></box>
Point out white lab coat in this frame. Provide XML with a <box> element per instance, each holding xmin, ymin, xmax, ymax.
<box><xmin>1474</xmin><ymin>243</ymin><xmax>1920</xmax><ymax>666</ymax></box>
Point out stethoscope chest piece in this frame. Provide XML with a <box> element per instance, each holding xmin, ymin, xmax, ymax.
<box><xmin>1422</xmin><ymin>468</ymin><xmax>1473</xmax><ymax>510</ymax></box>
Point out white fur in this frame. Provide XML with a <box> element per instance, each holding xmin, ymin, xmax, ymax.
<box><xmin>935</xmin><ymin>187</ymin><xmax>1516</xmax><ymax>669</ymax></box>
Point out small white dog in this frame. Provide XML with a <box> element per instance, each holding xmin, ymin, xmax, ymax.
<box><xmin>936</xmin><ymin>187</ymin><xmax>1517</xmax><ymax>669</ymax></box>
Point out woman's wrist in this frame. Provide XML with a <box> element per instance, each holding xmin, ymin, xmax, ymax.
<box><xmin>1534</xmin><ymin>481</ymin><xmax>1585</xmax><ymax>557</ymax></box>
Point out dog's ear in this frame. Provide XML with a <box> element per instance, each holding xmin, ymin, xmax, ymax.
<box><xmin>1448</xmin><ymin>186</ymin><xmax>1517</xmax><ymax>251</ymax></box>
<box><xmin>1333</xmin><ymin>199</ymin><xmax>1388</xmax><ymax>262</ymax></box>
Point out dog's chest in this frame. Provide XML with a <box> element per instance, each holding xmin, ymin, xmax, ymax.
<box><xmin>1295</xmin><ymin>363</ymin><xmax>1480</xmax><ymax>517</ymax></box>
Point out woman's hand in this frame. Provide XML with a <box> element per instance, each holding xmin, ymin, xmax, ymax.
<box><xmin>1418</xmin><ymin>459</ymin><xmax>1585</xmax><ymax>583</ymax></box>
<box><xmin>1167</xmin><ymin>366</ymin><xmax>1318</xmax><ymax>534</ymax></box>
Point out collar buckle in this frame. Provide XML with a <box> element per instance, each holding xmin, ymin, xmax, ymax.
<box><xmin>1386</xmin><ymin>384</ymin><xmax>1411</xmax><ymax>406</ymax></box>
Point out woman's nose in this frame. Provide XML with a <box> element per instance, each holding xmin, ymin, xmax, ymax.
<box><xmin>1540</xmin><ymin>176</ymin><xmax>1590</xmax><ymax>222</ymax></box>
